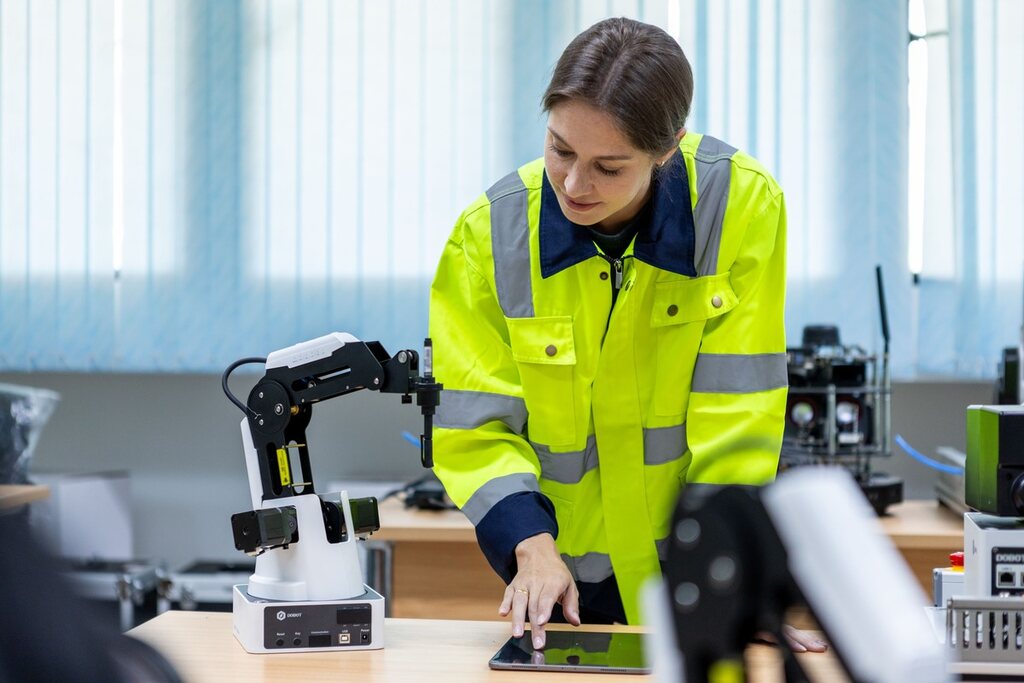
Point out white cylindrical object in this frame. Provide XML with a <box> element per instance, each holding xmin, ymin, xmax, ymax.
<box><xmin>247</xmin><ymin>492</ymin><xmax>365</xmax><ymax>602</ymax></box>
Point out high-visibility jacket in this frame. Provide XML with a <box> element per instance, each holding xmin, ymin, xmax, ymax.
<box><xmin>428</xmin><ymin>133</ymin><xmax>787</xmax><ymax>623</ymax></box>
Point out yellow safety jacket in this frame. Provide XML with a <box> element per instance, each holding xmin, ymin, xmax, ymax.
<box><xmin>428</xmin><ymin>133</ymin><xmax>787</xmax><ymax>623</ymax></box>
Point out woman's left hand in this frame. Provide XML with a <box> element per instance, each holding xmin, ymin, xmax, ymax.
<box><xmin>780</xmin><ymin>625</ymin><xmax>828</xmax><ymax>653</ymax></box>
<box><xmin>755</xmin><ymin>625</ymin><xmax>828</xmax><ymax>653</ymax></box>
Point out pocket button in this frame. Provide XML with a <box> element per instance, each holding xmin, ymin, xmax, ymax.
<box><xmin>711</xmin><ymin>295</ymin><xmax>723</xmax><ymax>308</ymax></box>
<box><xmin>545</xmin><ymin>344</ymin><xmax>557</xmax><ymax>357</ymax></box>
<box><xmin>667</xmin><ymin>304</ymin><xmax>678</xmax><ymax>317</ymax></box>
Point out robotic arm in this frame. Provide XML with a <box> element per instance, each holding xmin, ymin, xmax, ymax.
<box><xmin>221</xmin><ymin>333</ymin><xmax>441</xmax><ymax>606</ymax></box>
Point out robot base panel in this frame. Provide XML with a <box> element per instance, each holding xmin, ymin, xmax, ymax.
<box><xmin>232</xmin><ymin>584</ymin><xmax>384</xmax><ymax>653</ymax></box>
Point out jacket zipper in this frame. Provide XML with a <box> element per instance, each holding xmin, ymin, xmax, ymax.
<box><xmin>600</xmin><ymin>255</ymin><xmax>631</xmax><ymax>342</ymax></box>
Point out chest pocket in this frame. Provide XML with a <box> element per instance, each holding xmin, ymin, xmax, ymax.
<box><xmin>507</xmin><ymin>316</ymin><xmax>577</xmax><ymax>447</ymax></box>
<box><xmin>650</xmin><ymin>273</ymin><xmax>738</xmax><ymax>417</ymax></box>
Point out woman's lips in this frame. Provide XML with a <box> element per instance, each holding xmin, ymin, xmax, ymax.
<box><xmin>564</xmin><ymin>196</ymin><xmax>600</xmax><ymax>212</ymax></box>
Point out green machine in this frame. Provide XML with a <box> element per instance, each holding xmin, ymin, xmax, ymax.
<box><xmin>965</xmin><ymin>405</ymin><xmax>1024</xmax><ymax>515</ymax></box>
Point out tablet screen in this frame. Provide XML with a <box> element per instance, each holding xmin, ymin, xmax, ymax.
<box><xmin>488</xmin><ymin>630</ymin><xmax>650</xmax><ymax>674</ymax></box>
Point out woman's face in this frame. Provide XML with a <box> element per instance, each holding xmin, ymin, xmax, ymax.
<box><xmin>544</xmin><ymin>99</ymin><xmax>664</xmax><ymax>234</ymax></box>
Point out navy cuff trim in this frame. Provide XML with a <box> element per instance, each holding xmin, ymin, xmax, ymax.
<box><xmin>474</xmin><ymin>491</ymin><xmax>558</xmax><ymax>583</ymax></box>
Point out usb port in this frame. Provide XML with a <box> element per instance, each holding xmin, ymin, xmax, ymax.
<box><xmin>339</xmin><ymin>632</ymin><xmax>351</xmax><ymax>645</ymax></box>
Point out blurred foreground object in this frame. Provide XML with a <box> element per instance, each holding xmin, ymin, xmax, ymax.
<box><xmin>647</xmin><ymin>468</ymin><xmax>948</xmax><ymax>682</ymax></box>
<box><xmin>0</xmin><ymin>513</ymin><xmax>180</xmax><ymax>682</ymax></box>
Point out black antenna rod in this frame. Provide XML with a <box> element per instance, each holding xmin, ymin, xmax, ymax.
<box><xmin>875</xmin><ymin>265</ymin><xmax>890</xmax><ymax>355</ymax></box>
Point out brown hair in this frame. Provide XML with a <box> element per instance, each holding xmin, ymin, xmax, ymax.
<box><xmin>542</xmin><ymin>18</ymin><xmax>694</xmax><ymax>158</ymax></box>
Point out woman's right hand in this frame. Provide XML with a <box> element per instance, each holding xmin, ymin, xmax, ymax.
<box><xmin>499</xmin><ymin>533</ymin><xmax>580</xmax><ymax>649</ymax></box>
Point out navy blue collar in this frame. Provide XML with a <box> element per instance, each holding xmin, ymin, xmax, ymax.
<box><xmin>538</xmin><ymin>151</ymin><xmax>697</xmax><ymax>279</ymax></box>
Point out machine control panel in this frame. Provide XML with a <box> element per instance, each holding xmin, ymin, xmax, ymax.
<box><xmin>262</xmin><ymin>601</ymin><xmax>373</xmax><ymax>649</ymax></box>
<box><xmin>991</xmin><ymin>547</ymin><xmax>1024</xmax><ymax>596</ymax></box>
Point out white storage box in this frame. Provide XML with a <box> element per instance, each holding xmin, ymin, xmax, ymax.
<box><xmin>30</xmin><ymin>471</ymin><xmax>133</xmax><ymax>560</ymax></box>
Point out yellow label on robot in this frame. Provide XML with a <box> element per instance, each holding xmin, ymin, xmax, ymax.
<box><xmin>276</xmin><ymin>448</ymin><xmax>292</xmax><ymax>486</ymax></box>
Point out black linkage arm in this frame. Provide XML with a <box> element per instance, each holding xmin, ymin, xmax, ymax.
<box><xmin>241</xmin><ymin>338</ymin><xmax>441</xmax><ymax>503</ymax></box>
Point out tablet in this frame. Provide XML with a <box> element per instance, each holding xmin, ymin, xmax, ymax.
<box><xmin>488</xmin><ymin>630</ymin><xmax>650</xmax><ymax>674</ymax></box>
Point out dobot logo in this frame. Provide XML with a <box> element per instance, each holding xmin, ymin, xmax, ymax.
<box><xmin>276</xmin><ymin>611</ymin><xmax>287</xmax><ymax>621</ymax></box>
<box><xmin>996</xmin><ymin>553</ymin><xmax>1024</xmax><ymax>563</ymax></box>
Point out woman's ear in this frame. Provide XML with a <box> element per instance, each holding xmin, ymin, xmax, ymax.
<box><xmin>656</xmin><ymin>129</ymin><xmax>685</xmax><ymax>168</ymax></box>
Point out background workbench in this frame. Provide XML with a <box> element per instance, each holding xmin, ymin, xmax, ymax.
<box><xmin>130</xmin><ymin>612</ymin><xmax>842</xmax><ymax>682</ymax></box>
<box><xmin>0</xmin><ymin>484</ymin><xmax>49</xmax><ymax>509</ymax></box>
<box><xmin>377</xmin><ymin>497</ymin><xmax>963</xmax><ymax>619</ymax></box>
<box><xmin>876</xmin><ymin>499</ymin><xmax>963</xmax><ymax>591</ymax></box>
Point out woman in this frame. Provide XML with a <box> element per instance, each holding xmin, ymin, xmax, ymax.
<box><xmin>429</xmin><ymin>17</ymin><xmax>822</xmax><ymax>653</ymax></box>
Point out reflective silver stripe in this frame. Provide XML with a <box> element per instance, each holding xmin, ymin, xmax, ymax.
<box><xmin>435</xmin><ymin>389</ymin><xmax>527</xmax><ymax>434</ymax></box>
<box><xmin>487</xmin><ymin>172</ymin><xmax>534</xmax><ymax>318</ymax></box>
<box><xmin>643</xmin><ymin>424</ymin><xmax>687</xmax><ymax>466</ymax></box>
<box><xmin>531</xmin><ymin>426</ymin><xmax>685</xmax><ymax>483</ymax></box>
<box><xmin>692</xmin><ymin>135</ymin><xmax>737</xmax><ymax>276</ymax></box>
<box><xmin>655</xmin><ymin>537</ymin><xmax>671</xmax><ymax>561</ymax></box>
<box><xmin>560</xmin><ymin>551</ymin><xmax>615</xmax><ymax>584</ymax></box>
<box><xmin>532</xmin><ymin>435</ymin><xmax>598</xmax><ymax>485</ymax></box>
<box><xmin>461</xmin><ymin>472</ymin><xmax>539</xmax><ymax>525</ymax></box>
<box><xmin>691</xmin><ymin>353</ymin><xmax>788</xmax><ymax>394</ymax></box>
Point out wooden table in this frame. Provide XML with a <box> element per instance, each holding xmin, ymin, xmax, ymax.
<box><xmin>0</xmin><ymin>484</ymin><xmax>50</xmax><ymax>509</ymax></box>
<box><xmin>372</xmin><ymin>497</ymin><xmax>503</xmax><ymax>620</ymax></box>
<box><xmin>375</xmin><ymin>496</ymin><xmax>476</xmax><ymax>543</ymax></box>
<box><xmin>372</xmin><ymin>497</ymin><xmax>964</xmax><ymax>619</ymax></box>
<box><xmin>130</xmin><ymin>611</ymin><xmax>842</xmax><ymax>683</ymax></box>
<box><xmin>878</xmin><ymin>499</ymin><xmax>964</xmax><ymax>592</ymax></box>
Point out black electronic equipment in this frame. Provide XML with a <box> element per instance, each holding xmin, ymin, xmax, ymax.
<box><xmin>996</xmin><ymin>347</ymin><xmax>1020</xmax><ymax>405</ymax></box>
<box><xmin>781</xmin><ymin>266</ymin><xmax>902</xmax><ymax>514</ymax></box>
<box><xmin>385</xmin><ymin>473</ymin><xmax>455</xmax><ymax>511</ymax></box>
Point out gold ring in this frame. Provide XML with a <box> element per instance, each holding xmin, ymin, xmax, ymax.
<box><xmin>514</xmin><ymin>587</ymin><xmax>529</xmax><ymax>594</ymax></box>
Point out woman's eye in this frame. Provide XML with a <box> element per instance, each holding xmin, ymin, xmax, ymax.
<box><xmin>597</xmin><ymin>165</ymin><xmax>622</xmax><ymax>177</ymax></box>
<box><xmin>549</xmin><ymin>144</ymin><xmax>573</xmax><ymax>159</ymax></box>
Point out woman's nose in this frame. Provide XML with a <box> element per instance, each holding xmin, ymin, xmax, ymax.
<box><xmin>564</xmin><ymin>164</ymin><xmax>590</xmax><ymax>196</ymax></box>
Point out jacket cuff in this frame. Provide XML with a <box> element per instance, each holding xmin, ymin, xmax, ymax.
<box><xmin>474</xmin><ymin>491</ymin><xmax>558</xmax><ymax>583</ymax></box>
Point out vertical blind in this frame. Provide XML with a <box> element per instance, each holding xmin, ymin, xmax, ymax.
<box><xmin>1</xmin><ymin>0</ymin><xmax>528</xmax><ymax>370</ymax></box>
<box><xmin>2</xmin><ymin>0</ymin><xmax>115</xmax><ymax>368</ymax></box>
<box><xmin>661</xmin><ymin>0</ymin><xmax>911</xmax><ymax>371</ymax></box>
<box><xmin>3</xmin><ymin>0</ymin><xmax>1011</xmax><ymax>377</ymax></box>
<box><xmin>912</xmin><ymin>0</ymin><xmax>1024</xmax><ymax>376</ymax></box>
<box><xmin>240</xmin><ymin>0</ymin><xmax>517</xmax><ymax>364</ymax></box>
